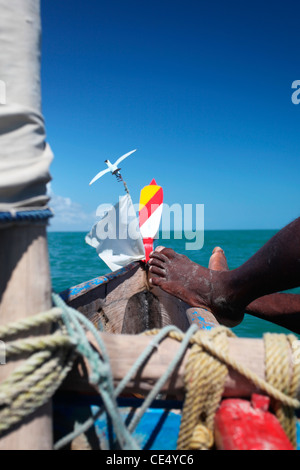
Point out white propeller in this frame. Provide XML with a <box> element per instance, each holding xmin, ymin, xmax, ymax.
<box><xmin>89</xmin><ymin>149</ymin><xmax>137</xmax><ymax>185</ymax></box>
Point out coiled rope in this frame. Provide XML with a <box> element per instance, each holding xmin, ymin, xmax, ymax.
<box><xmin>0</xmin><ymin>305</ymin><xmax>75</xmax><ymax>433</ymax></box>
<box><xmin>264</xmin><ymin>333</ymin><xmax>300</xmax><ymax>448</ymax></box>
<box><xmin>0</xmin><ymin>296</ymin><xmax>299</xmax><ymax>450</ymax></box>
<box><xmin>145</xmin><ymin>327</ymin><xmax>300</xmax><ymax>450</ymax></box>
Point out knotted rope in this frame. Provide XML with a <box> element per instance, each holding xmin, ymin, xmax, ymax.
<box><xmin>0</xmin><ymin>296</ymin><xmax>138</xmax><ymax>450</ymax></box>
<box><xmin>264</xmin><ymin>333</ymin><xmax>300</xmax><ymax>448</ymax></box>
<box><xmin>0</xmin><ymin>296</ymin><xmax>300</xmax><ymax>450</ymax></box>
<box><xmin>0</xmin><ymin>308</ymin><xmax>76</xmax><ymax>435</ymax></box>
<box><xmin>177</xmin><ymin>327</ymin><xmax>230</xmax><ymax>450</ymax></box>
<box><xmin>145</xmin><ymin>326</ymin><xmax>300</xmax><ymax>450</ymax></box>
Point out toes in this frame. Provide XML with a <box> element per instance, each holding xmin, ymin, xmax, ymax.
<box><xmin>208</xmin><ymin>246</ymin><xmax>228</xmax><ymax>271</ymax></box>
<box><xmin>149</xmin><ymin>247</ymin><xmax>177</xmax><ymax>263</ymax></box>
<box><xmin>154</xmin><ymin>246</ymin><xmax>166</xmax><ymax>252</ymax></box>
<box><xmin>149</xmin><ymin>265</ymin><xmax>166</xmax><ymax>276</ymax></box>
<box><xmin>159</xmin><ymin>247</ymin><xmax>177</xmax><ymax>259</ymax></box>
<box><xmin>148</xmin><ymin>256</ymin><xmax>166</xmax><ymax>269</ymax></box>
<box><xmin>149</xmin><ymin>251</ymin><xmax>170</xmax><ymax>264</ymax></box>
<box><xmin>149</xmin><ymin>276</ymin><xmax>165</xmax><ymax>287</ymax></box>
<box><xmin>212</xmin><ymin>246</ymin><xmax>224</xmax><ymax>254</ymax></box>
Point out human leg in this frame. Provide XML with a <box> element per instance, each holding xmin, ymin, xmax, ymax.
<box><xmin>149</xmin><ymin>218</ymin><xmax>300</xmax><ymax>326</ymax></box>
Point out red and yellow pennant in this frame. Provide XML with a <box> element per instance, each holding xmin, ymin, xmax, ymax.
<box><xmin>139</xmin><ymin>179</ymin><xmax>163</xmax><ymax>261</ymax></box>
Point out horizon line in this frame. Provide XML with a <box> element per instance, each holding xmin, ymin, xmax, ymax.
<box><xmin>47</xmin><ymin>227</ymin><xmax>280</xmax><ymax>233</ymax></box>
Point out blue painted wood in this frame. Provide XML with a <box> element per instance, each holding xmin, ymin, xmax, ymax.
<box><xmin>54</xmin><ymin>394</ymin><xmax>300</xmax><ymax>449</ymax></box>
<box><xmin>59</xmin><ymin>262</ymin><xmax>139</xmax><ymax>302</ymax></box>
<box><xmin>92</xmin><ymin>406</ymin><xmax>181</xmax><ymax>450</ymax></box>
<box><xmin>53</xmin><ymin>394</ymin><xmax>183</xmax><ymax>450</ymax></box>
<box><xmin>189</xmin><ymin>310</ymin><xmax>215</xmax><ymax>330</ymax></box>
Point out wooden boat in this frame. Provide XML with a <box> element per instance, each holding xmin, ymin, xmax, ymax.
<box><xmin>59</xmin><ymin>260</ymin><xmax>218</xmax><ymax>335</ymax></box>
<box><xmin>54</xmin><ymin>260</ymin><xmax>219</xmax><ymax>450</ymax></box>
<box><xmin>0</xmin><ymin>2</ymin><xmax>298</xmax><ymax>452</ymax></box>
<box><xmin>53</xmin><ymin>261</ymin><xmax>300</xmax><ymax>451</ymax></box>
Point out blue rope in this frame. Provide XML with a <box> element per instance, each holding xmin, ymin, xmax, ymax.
<box><xmin>127</xmin><ymin>324</ymin><xmax>198</xmax><ymax>434</ymax></box>
<box><xmin>52</xmin><ymin>293</ymin><xmax>139</xmax><ymax>450</ymax></box>
<box><xmin>0</xmin><ymin>208</ymin><xmax>53</xmax><ymax>223</ymax></box>
<box><xmin>53</xmin><ymin>289</ymin><xmax>199</xmax><ymax>450</ymax></box>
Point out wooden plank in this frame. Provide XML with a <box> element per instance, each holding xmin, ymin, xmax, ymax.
<box><xmin>62</xmin><ymin>262</ymin><xmax>148</xmax><ymax>334</ymax></box>
<box><xmin>148</xmin><ymin>285</ymin><xmax>191</xmax><ymax>332</ymax></box>
<box><xmin>0</xmin><ymin>224</ymin><xmax>53</xmax><ymax>450</ymax></box>
<box><xmin>60</xmin><ymin>331</ymin><xmax>296</xmax><ymax>402</ymax></box>
<box><xmin>186</xmin><ymin>306</ymin><xmax>219</xmax><ymax>330</ymax></box>
<box><xmin>62</xmin><ymin>263</ymin><xmax>193</xmax><ymax>334</ymax></box>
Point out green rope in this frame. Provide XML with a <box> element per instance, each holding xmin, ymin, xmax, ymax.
<box><xmin>0</xmin><ymin>293</ymin><xmax>206</xmax><ymax>450</ymax></box>
<box><xmin>54</xmin><ymin>324</ymin><xmax>198</xmax><ymax>449</ymax></box>
<box><xmin>127</xmin><ymin>324</ymin><xmax>198</xmax><ymax>434</ymax></box>
<box><xmin>2</xmin><ymin>293</ymin><xmax>299</xmax><ymax>451</ymax></box>
<box><xmin>0</xmin><ymin>339</ymin><xmax>75</xmax><ymax>435</ymax></box>
<box><xmin>0</xmin><ymin>298</ymin><xmax>139</xmax><ymax>450</ymax></box>
<box><xmin>0</xmin><ymin>307</ymin><xmax>62</xmax><ymax>339</ymax></box>
<box><xmin>5</xmin><ymin>334</ymin><xmax>74</xmax><ymax>358</ymax></box>
<box><xmin>52</xmin><ymin>293</ymin><xmax>139</xmax><ymax>450</ymax></box>
<box><xmin>0</xmin><ymin>304</ymin><xmax>76</xmax><ymax>436</ymax></box>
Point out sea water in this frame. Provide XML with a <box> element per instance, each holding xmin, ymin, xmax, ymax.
<box><xmin>48</xmin><ymin>229</ymin><xmax>300</xmax><ymax>339</ymax></box>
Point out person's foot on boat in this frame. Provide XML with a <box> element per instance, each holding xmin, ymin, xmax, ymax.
<box><xmin>149</xmin><ymin>218</ymin><xmax>300</xmax><ymax>332</ymax></box>
<box><xmin>148</xmin><ymin>246</ymin><xmax>244</xmax><ymax>327</ymax></box>
<box><xmin>208</xmin><ymin>246</ymin><xmax>229</xmax><ymax>272</ymax></box>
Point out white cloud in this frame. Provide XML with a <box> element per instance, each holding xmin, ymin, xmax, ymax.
<box><xmin>47</xmin><ymin>183</ymin><xmax>95</xmax><ymax>231</ymax></box>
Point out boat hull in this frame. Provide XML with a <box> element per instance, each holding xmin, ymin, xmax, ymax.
<box><xmin>59</xmin><ymin>261</ymin><xmax>213</xmax><ymax>334</ymax></box>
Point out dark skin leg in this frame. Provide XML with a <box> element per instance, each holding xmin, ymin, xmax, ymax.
<box><xmin>245</xmin><ymin>294</ymin><xmax>300</xmax><ymax>334</ymax></box>
<box><xmin>210</xmin><ymin>247</ymin><xmax>300</xmax><ymax>333</ymax></box>
<box><xmin>209</xmin><ymin>247</ymin><xmax>300</xmax><ymax>333</ymax></box>
<box><xmin>148</xmin><ymin>217</ymin><xmax>300</xmax><ymax>329</ymax></box>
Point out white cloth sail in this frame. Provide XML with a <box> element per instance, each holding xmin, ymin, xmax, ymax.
<box><xmin>0</xmin><ymin>1</ymin><xmax>53</xmax><ymax>210</ymax></box>
<box><xmin>85</xmin><ymin>194</ymin><xmax>145</xmax><ymax>271</ymax></box>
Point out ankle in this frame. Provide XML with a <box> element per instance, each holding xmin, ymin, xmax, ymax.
<box><xmin>210</xmin><ymin>270</ymin><xmax>246</xmax><ymax>325</ymax></box>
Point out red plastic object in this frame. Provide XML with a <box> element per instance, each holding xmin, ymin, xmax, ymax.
<box><xmin>214</xmin><ymin>394</ymin><xmax>294</xmax><ymax>450</ymax></box>
<box><xmin>142</xmin><ymin>237</ymin><xmax>154</xmax><ymax>263</ymax></box>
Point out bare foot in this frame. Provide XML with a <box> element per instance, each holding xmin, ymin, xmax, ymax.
<box><xmin>148</xmin><ymin>247</ymin><xmax>244</xmax><ymax>327</ymax></box>
<box><xmin>208</xmin><ymin>246</ymin><xmax>229</xmax><ymax>271</ymax></box>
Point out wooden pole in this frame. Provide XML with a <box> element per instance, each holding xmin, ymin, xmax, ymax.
<box><xmin>60</xmin><ymin>330</ymin><xmax>298</xmax><ymax>401</ymax></box>
<box><xmin>0</xmin><ymin>0</ymin><xmax>53</xmax><ymax>449</ymax></box>
<box><xmin>0</xmin><ymin>223</ymin><xmax>53</xmax><ymax>449</ymax></box>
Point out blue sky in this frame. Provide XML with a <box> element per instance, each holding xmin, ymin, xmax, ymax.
<box><xmin>41</xmin><ymin>0</ymin><xmax>300</xmax><ymax>231</ymax></box>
